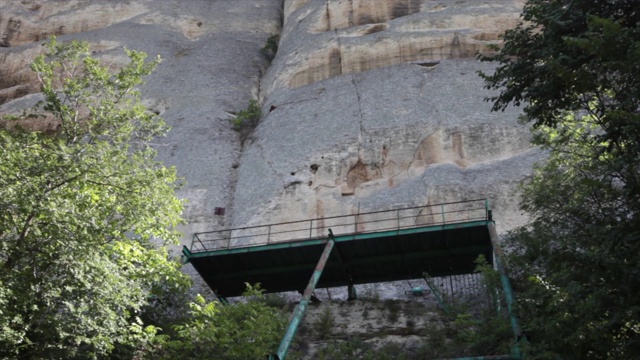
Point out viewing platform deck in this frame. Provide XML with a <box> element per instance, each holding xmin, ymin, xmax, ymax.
<box><xmin>182</xmin><ymin>199</ymin><xmax>495</xmax><ymax>298</ymax></box>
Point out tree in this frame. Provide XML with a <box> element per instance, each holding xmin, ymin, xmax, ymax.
<box><xmin>480</xmin><ymin>1</ymin><xmax>640</xmax><ymax>358</ymax></box>
<box><xmin>0</xmin><ymin>38</ymin><xmax>190</xmax><ymax>358</ymax></box>
<box><xmin>153</xmin><ymin>284</ymin><xmax>288</xmax><ymax>360</ymax></box>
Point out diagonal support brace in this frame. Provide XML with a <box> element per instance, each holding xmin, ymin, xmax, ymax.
<box><xmin>488</xmin><ymin>222</ymin><xmax>525</xmax><ymax>359</ymax></box>
<box><xmin>269</xmin><ymin>230</ymin><xmax>336</xmax><ymax>360</ymax></box>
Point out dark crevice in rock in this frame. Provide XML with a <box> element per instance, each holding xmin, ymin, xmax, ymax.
<box><xmin>328</xmin><ymin>47</ymin><xmax>342</xmax><ymax>79</ymax></box>
<box><xmin>413</xmin><ymin>60</ymin><xmax>440</xmax><ymax>68</ymax></box>
<box><xmin>391</xmin><ymin>0</ymin><xmax>424</xmax><ymax>20</ymax></box>
<box><xmin>363</xmin><ymin>24</ymin><xmax>387</xmax><ymax>35</ymax></box>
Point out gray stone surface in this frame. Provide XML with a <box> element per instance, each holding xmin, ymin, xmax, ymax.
<box><xmin>232</xmin><ymin>59</ymin><xmax>540</xmax><ymax>234</ymax></box>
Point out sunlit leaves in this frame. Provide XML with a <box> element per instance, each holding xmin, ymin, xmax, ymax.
<box><xmin>155</xmin><ymin>285</ymin><xmax>287</xmax><ymax>360</ymax></box>
<box><xmin>0</xmin><ymin>38</ymin><xmax>187</xmax><ymax>358</ymax></box>
<box><xmin>481</xmin><ymin>0</ymin><xmax>640</xmax><ymax>358</ymax></box>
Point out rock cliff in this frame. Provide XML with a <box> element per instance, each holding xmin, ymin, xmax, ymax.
<box><xmin>233</xmin><ymin>0</ymin><xmax>539</xmax><ymax>236</ymax></box>
<box><xmin>1</xmin><ymin>0</ymin><xmax>536</xmax><ymax>301</ymax></box>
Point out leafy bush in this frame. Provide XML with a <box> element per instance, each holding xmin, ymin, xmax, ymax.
<box><xmin>0</xmin><ymin>37</ymin><xmax>188</xmax><ymax>359</ymax></box>
<box><xmin>313</xmin><ymin>306</ymin><xmax>335</xmax><ymax>340</ymax></box>
<box><xmin>231</xmin><ymin>99</ymin><xmax>261</xmax><ymax>141</ymax></box>
<box><xmin>316</xmin><ymin>338</ymin><xmax>411</xmax><ymax>360</ymax></box>
<box><xmin>153</xmin><ymin>284</ymin><xmax>287</xmax><ymax>360</ymax></box>
<box><xmin>263</xmin><ymin>293</ymin><xmax>289</xmax><ymax>310</ymax></box>
<box><xmin>383</xmin><ymin>299</ymin><xmax>401</xmax><ymax>323</ymax></box>
<box><xmin>260</xmin><ymin>33</ymin><xmax>280</xmax><ymax>61</ymax></box>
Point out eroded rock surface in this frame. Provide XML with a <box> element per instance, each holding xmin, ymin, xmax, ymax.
<box><xmin>232</xmin><ymin>0</ymin><xmax>536</xmax><ymax>238</ymax></box>
<box><xmin>262</xmin><ymin>0</ymin><xmax>524</xmax><ymax>96</ymax></box>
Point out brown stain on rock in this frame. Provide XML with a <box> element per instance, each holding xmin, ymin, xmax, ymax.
<box><xmin>415</xmin><ymin>200</ymin><xmax>440</xmax><ymax>226</ymax></box>
<box><xmin>414</xmin><ymin>130</ymin><xmax>443</xmax><ymax>167</ymax></box>
<box><xmin>0</xmin><ymin>114</ymin><xmax>61</xmax><ymax>135</ymax></box>
<box><xmin>363</xmin><ymin>23</ymin><xmax>388</xmax><ymax>35</ymax></box>
<box><xmin>1</xmin><ymin>18</ymin><xmax>22</xmax><ymax>47</ymax></box>
<box><xmin>288</xmin><ymin>34</ymin><xmax>492</xmax><ymax>89</ymax></box>
<box><xmin>286</xmin><ymin>3</ymin><xmax>523</xmax><ymax>89</ymax></box>
<box><xmin>328</xmin><ymin>48</ymin><xmax>342</xmax><ymax>78</ymax></box>
<box><xmin>342</xmin><ymin>159</ymin><xmax>382</xmax><ymax>195</ymax></box>
<box><xmin>451</xmin><ymin>132</ymin><xmax>469</xmax><ymax>167</ymax></box>
<box><xmin>414</xmin><ymin>130</ymin><xmax>469</xmax><ymax>168</ymax></box>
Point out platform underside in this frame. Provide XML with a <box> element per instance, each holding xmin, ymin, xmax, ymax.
<box><xmin>184</xmin><ymin>221</ymin><xmax>493</xmax><ymax>298</ymax></box>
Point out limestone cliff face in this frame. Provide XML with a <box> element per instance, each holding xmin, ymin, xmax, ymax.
<box><xmin>231</xmin><ymin>0</ymin><xmax>539</xmax><ymax>236</ymax></box>
<box><xmin>1</xmin><ymin>0</ymin><xmax>536</xmax><ymax>279</ymax></box>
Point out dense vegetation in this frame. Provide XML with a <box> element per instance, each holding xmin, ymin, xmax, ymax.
<box><xmin>481</xmin><ymin>0</ymin><xmax>640</xmax><ymax>358</ymax></box>
<box><xmin>0</xmin><ymin>39</ymin><xmax>285</xmax><ymax>359</ymax></box>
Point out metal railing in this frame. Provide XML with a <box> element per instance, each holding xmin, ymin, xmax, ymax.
<box><xmin>189</xmin><ymin>199</ymin><xmax>490</xmax><ymax>253</ymax></box>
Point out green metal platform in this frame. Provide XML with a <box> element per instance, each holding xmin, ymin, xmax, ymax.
<box><xmin>183</xmin><ymin>199</ymin><xmax>493</xmax><ymax>298</ymax></box>
<box><xmin>182</xmin><ymin>199</ymin><xmax>524</xmax><ymax>360</ymax></box>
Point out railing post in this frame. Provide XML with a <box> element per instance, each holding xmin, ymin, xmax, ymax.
<box><xmin>309</xmin><ymin>219</ymin><xmax>313</xmax><ymax>238</ymax></box>
<box><xmin>396</xmin><ymin>209</ymin><xmax>400</xmax><ymax>231</ymax></box>
<box><xmin>441</xmin><ymin>204</ymin><xmax>445</xmax><ymax>225</ymax></box>
<box><xmin>267</xmin><ymin>225</ymin><xmax>271</xmax><ymax>245</ymax></box>
<box><xmin>194</xmin><ymin>233</ymin><xmax>206</xmax><ymax>252</ymax></box>
<box><xmin>354</xmin><ymin>214</ymin><xmax>357</xmax><ymax>234</ymax></box>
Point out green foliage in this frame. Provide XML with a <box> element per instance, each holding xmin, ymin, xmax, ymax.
<box><xmin>260</xmin><ymin>33</ymin><xmax>280</xmax><ymax>61</ymax></box>
<box><xmin>154</xmin><ymin>284</ymin><xmax>287</xmax><ymax>360</ymax></box>
<box><xmin>230</xmin><ymin>99</ymin><xmax>261</xmax><ymax>141</ymax></box>
<box><xmin>481</xmin><ymin>1</ymin><xmax>640</xmax><ymax>358</ymax></box>
<box><xmin>475</xmin><ymin>255</ymin><xmax>503</xmax><ymax>315</ymax></box>
<box><xmin>313</xmin><ymin>306</ymin><xmax>335</xmax><ymax>340</ymax></box>
<box><xmin>479</xmin><ymin>0</ymin><xmax>640</xmax><ymax>138</ymax></box>
<box><xmin>316</xmin><ymin>337</ymin><xmax>410</xmax><ymax>360</ymax></box>
<box><xmin>417</xmin><ymin>312</ymin><xmax>513</xmax><ymax>359</ymax></box>
<box><xmin>262</xmin><ymin>292</ymin><xmax>289</xmax><ymax>310</ymax></box>
<box><xmin>0</xmin><ymin>38</ymin><xmax>189</xmax><ymax>358</ymax></box>
<box><xmin>383</xmin><ymin>299</ymin><xmax>401</xmax><ymax>323</ymax></box>
<box><xmin>503</xmin><ymin>115</ymin><xmax>640</xmax><ymax>359</ymax></box>
<box><xmin>414</xmin><ymin>261</ymin><xmax>514</xmax><ymax>358</ymax></box>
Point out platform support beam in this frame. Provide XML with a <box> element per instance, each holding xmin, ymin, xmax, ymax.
<box><xmin>488</xmin><ymin>222</ymin><xmax>524</xmax><ymax>359</ymax></box>
<box><xmin>269</xmin><ymin>231</ymin><xmax>336</xmax><ymax>360</ymax></box>
<box><xmin>332</xmin><ymin>242</ymin><xmax>356</xmax><ymax>301</ymax></box>
<box><xmin>348</xmin><ymin>284</ymin><xmax>357</xmax><ymax>300</ymax></box>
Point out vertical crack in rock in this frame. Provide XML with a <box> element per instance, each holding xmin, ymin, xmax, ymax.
<box><xmin>325</xmin><ymin>0</ymin><xmax>332</xmax><ymax>31</ymax></box>
<box><xmin>350</xmin><ymin>73</ymin><xmax>365</xmax><ymax>137</ymax></box>
<box><xmin>348</xmin><ymin>0</ymin><xmax>355</xmax><ymax>27</ymax></box>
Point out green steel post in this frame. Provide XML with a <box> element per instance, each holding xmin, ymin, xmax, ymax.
<box><xmin>181</xmin><ymin>246</ymin><xmax>191</xmax><ymax>264</ymax></box>
<box><xmin>486</xmin><ymin>199</ymin><xmax>493</xmax><ymax>221</ymax></box>
<box><xmin>348</xmin><ymin>284</ymin><xmax>357</xmax><ymax>300</ymax></box>
<box><xmin>488</xmin><ymin>222</ymin><xmax>524</xmax><ymax>359</ymax></box>
<box><xmin>270</xmin><ymin>231</ymin><xmax>336</xmax><ymax>360</ymax></box>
